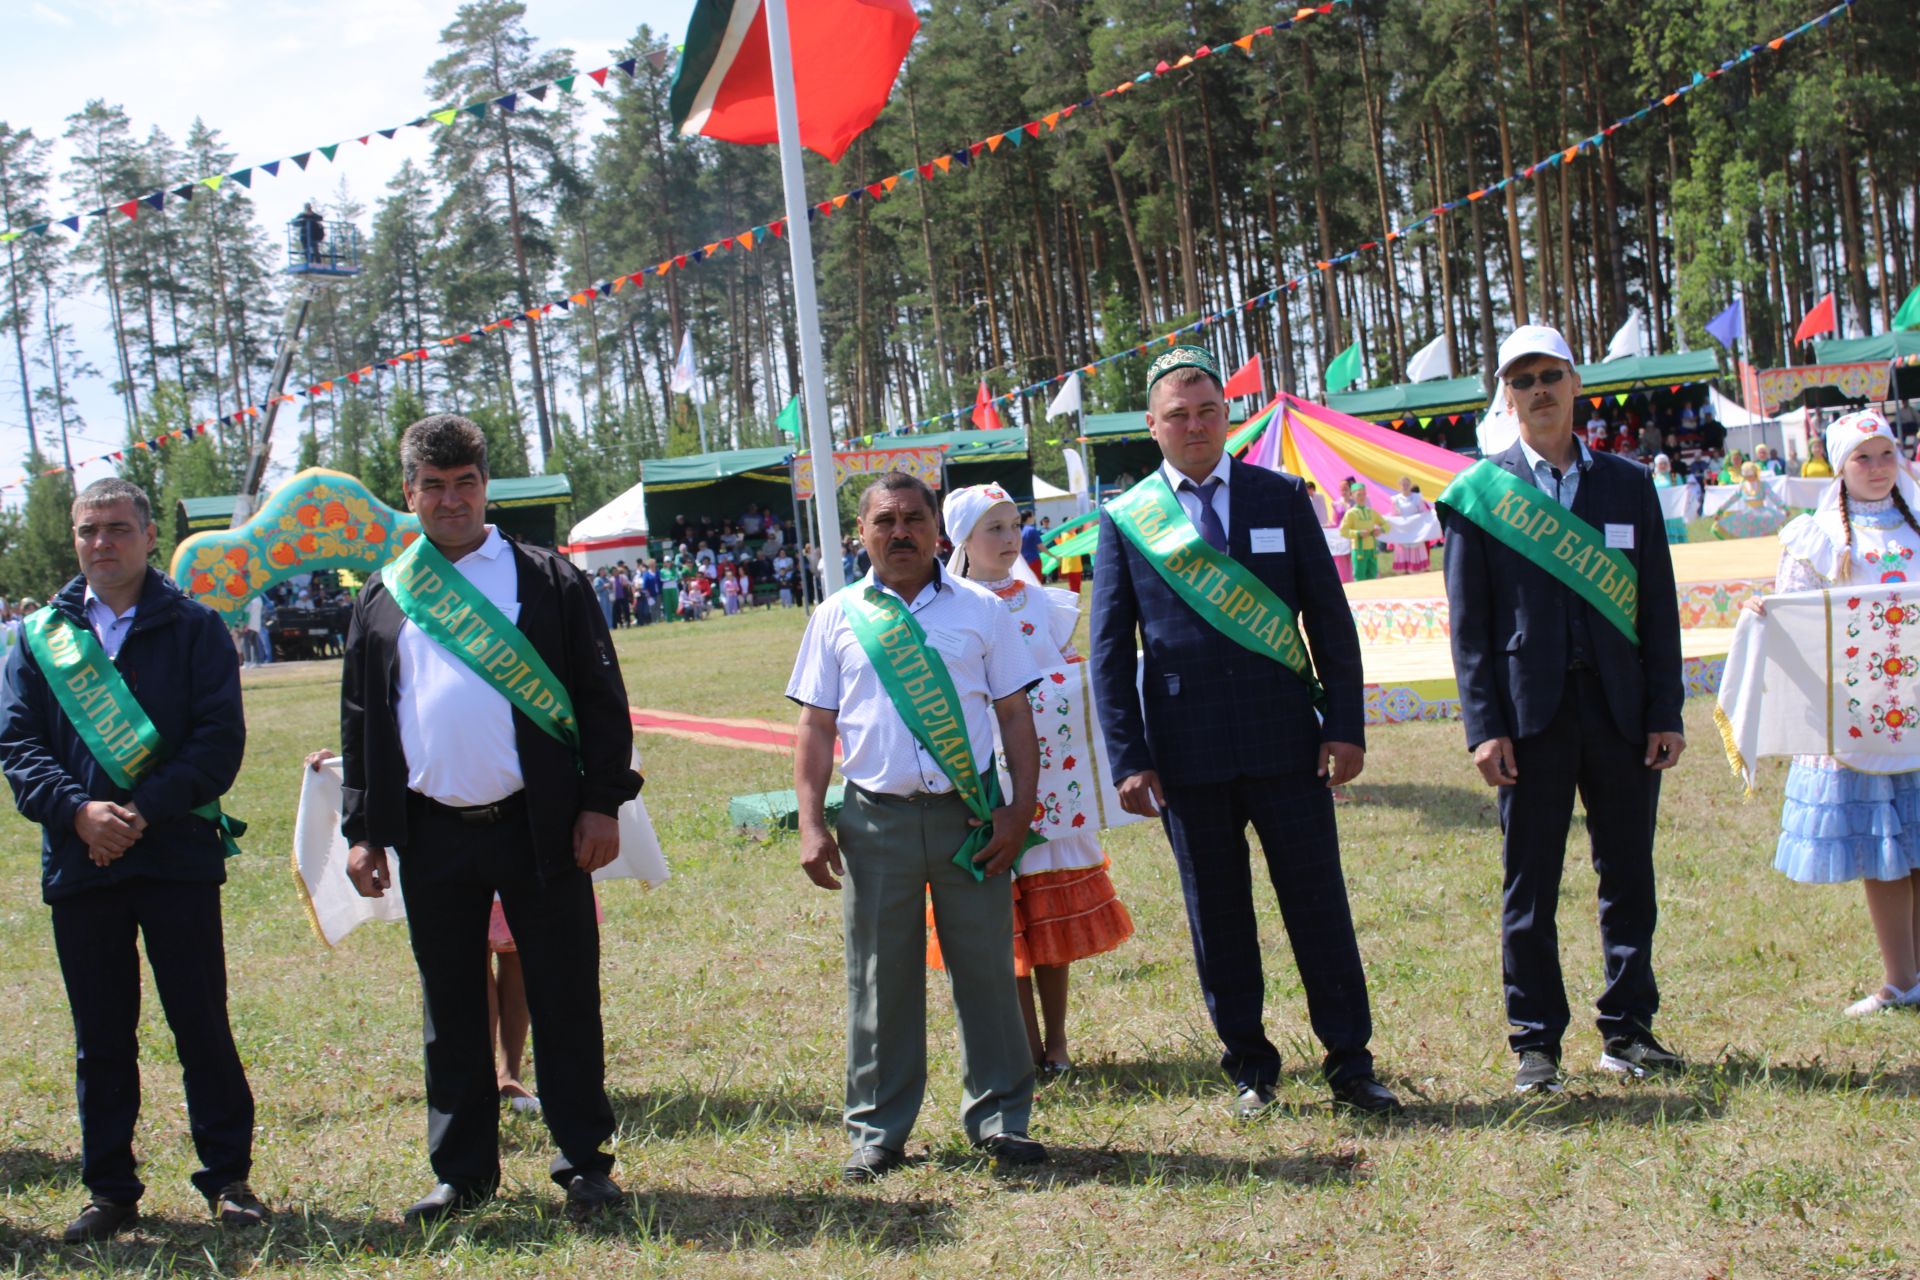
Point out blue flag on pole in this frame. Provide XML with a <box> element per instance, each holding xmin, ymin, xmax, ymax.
<box><xmin>1706</xmin><ymin>298</ymin><xmax>1745</xmax><ymax>350</ymax></box>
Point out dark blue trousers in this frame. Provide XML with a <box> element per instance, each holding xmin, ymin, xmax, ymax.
<box><xmin>1497</xmin><ymin>669</ymin><xmax>1662</xmax><ymax>1055</ymax></box>
<box><xmin>395</xmin><ymin>798</ymin><xmax>615</xmax><ymax>1194</ymax></box>
<box><xmin>49</xmin><ymin>877</ymin><xmax>254</xmax><ymax>1205</ymax></box>
<box><xmin>1160</xmin><ymin>772</ymin><xmax>1375</xmax><ymax>1089</ymax></box>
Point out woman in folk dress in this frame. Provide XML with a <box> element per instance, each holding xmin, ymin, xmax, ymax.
<box><xmin>930</xmin><ymin>484</ymin><xmax>1134</xmax><ymax>1073</ymax></box>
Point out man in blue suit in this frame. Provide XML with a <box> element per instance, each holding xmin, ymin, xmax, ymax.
<box><xmin>1090</xmin><ymin>346</ymin><xmax>1399</xmax><ymax>1118</ymax></box>
<box><xmin>1442</xmin><ymin>325</ymin><xmax>1687</xmax><ymax>1096</ymax></box>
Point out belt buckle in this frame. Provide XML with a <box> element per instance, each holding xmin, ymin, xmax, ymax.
<box><xmin>460</xmin><ymin>803</ymin><xmax>502</xmax><ymax>826</ymax></box>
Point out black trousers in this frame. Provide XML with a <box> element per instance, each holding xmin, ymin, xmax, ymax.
<box><xmin>48</xmin><ymin>877</ymin><xmax>254</xmax><ymax>1204</ymax></box>
<box><xmin>1498</xmin><ymin>669</ymin><xmax>1662</xmax><ymax>1055</ymax></box>
<box><xmin>1160</xmin><ymin>772</ymin><xmax>1375</xmax><ymax>1089</ymax></box>
<box><xmin>395</xmin><ymin>796</ymin><xmax>615</xmax><ymax>1193</ymax></box>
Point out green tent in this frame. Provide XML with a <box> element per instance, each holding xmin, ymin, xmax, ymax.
<box><xmin>1077</xmin><ymin>406</ymin><xmax>1249</xmax><ymax>491</ymax></box>
<box><xmin>1571</xmin><ymin>350</ymin><xmax>1722</xmax><ymax>395</ymax></box>
<box><xmin>642</xmin><ymin>446</ymin><xmax>794</xmax><ymax>539</ymax></box>
<box><xmin>1326</xmin><ymin>374</ymin><xmax>1489</xmax><ymax>422</ymax></box>
<box><xmin>1812</xmin><ymin>332</ymin><xmax>1920</xmax><ymax>364</ymax></box>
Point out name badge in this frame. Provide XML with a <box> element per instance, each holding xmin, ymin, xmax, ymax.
<box><xmin>1249</xmin><ymin>527</ymin><xmax>1287</xmax><ymax>554</ymax></box>
<box><xmin>925</xmin><ymin>627</ymin><xmax>967</xmax><ymax>656</ymax></box>
<box><xmin>1604</xmin><ymin>523</ymin><xmax>1635</xmax><ymax>550</ymax></box>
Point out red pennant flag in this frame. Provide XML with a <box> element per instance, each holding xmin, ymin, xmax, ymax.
<box><xmin>1793</xmin><ymin>291</ymin><xmax>1836</xmax><ymax>345</ymax></box>
<box><xmin>666</xmin><ymin>0</ymin><xmax>919</xmax><ymax>163</ymax></box>
<box><xmin>588</xmin><ymin>68</ymin><xmax>610</xmax><ymax>87</ymax></box>
<box><xmin>1220</xmin><ymin>354</ymin><xmax>1264</xmax><ymax>400</ymax></box>
<box><xmin>970</xmin><ymin>380</ymin><xmax>1003</xmax><ymax>431</ymax></box>
<box><xmin>116</xmin><ymin>199</ymin><xmax>140</xmax><ymax>220</ymax></box>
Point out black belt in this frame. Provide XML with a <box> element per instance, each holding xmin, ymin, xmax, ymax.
<box><xmin>407</xmin><ymin>790</ymin><xmax>527</xmax><ymax>827</ymax></box>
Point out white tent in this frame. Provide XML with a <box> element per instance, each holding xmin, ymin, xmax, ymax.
<box><xmin>1031</xmin><ymin>473</ymin><xmax>1081</xmax><ymax>529</ymax></box>
<box><xmin>562</xmin><ymin>477</ymin><xmax>650</xmax><ymax>571</ymax></box>
<box><xmin>1709</xmin><ymin>386</ymin><xmax>1763</xmax><ymax>428</ymax></box>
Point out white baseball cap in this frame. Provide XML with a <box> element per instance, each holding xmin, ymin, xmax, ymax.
<box><xmin>1494</xmin><ymin>324</ymin><xmax>1577</xmax><ymax>381</ymax></box>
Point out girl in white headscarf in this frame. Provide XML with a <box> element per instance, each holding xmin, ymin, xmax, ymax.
<box><xmin>1745</xmin><ymin>410</ymin><xmax>1920</xmax><ymax>1014</ymax></box>
<box><xmin>933</xmin><ymin>483</ymin><xmax>1134</xmax><ymax>1073</ymax></box>
<box><xmin>1651</xmin><ymin>453</ymin><xmax>1689</xmax><ymax>545</ymax></box>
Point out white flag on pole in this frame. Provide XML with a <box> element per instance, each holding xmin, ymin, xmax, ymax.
<box><xmin>1046</xmin><ymin>374</ymin><xmax>1082</xmax><ymax>419</ymax></box>
<box><xmin>1605</xmin><ymin>308</ymin><xmax>1649</xmax><ymax>362</ymax></box>
<box><xmin>1405</xmin><ymin>333</ymin><xmax>1451</xmax><ymax>384</ymax></box>
<box><xmin>1063</xmin><ymin>448</ymin><xmax>1088</xmax><ymax>495</ymax></box>
<box><xmin>670</xmin><ymin>331</ymin><xmax>706</xmax><ymax>403</ymax></box>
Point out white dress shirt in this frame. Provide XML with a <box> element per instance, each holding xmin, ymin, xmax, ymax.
<box><xmin>786</xmin><ymin>562</ymin><xmax>1041</xmax><ymax>797</ymax></box>
<box><xmin>1158</xmin><ymin>451</ymin><xmax>1235</xmax><ymax>538</ymax></box>
<box><xmin>396</xmin><ymin>526</ymin><xmax>525</xmax><ymax>806</ymax></box>
<box><xmin>83</xmin><ymin>587</ymin><xmax>138</xmax><ymax>661</ymax></box>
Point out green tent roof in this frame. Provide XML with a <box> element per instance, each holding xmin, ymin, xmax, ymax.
<box><xmin>1812</xmin><ymin>332</ymin><xmax>1920</xmax><ymax>364</ymax></box>
<box><xmin>862</xmin><ymin>428</ymin><xmax>1029</xmax><ymax>460</ymax></box>
<box><xmin>178</xmin><ymin>495</ymin><xmax>239</xmax><ymax>529</ymax></box>
<box><xmin>1572</xmin><ymin>350</ymin><xmax>1721</xmax><ymax>394</ymax></box>
<box><xmin>487</xmin><ymin>474</ymin><xmax>571</xmax><ymax>507</ymax></box>
<box><xmin>642</xmin><ymin>446</ymin><xmax>794</xmax><ymax>491</ymax></box>
<box><xmin>1327</xmin><ymin>374</ymin><xmax>1488</xmax><ymax>420</ymax></box>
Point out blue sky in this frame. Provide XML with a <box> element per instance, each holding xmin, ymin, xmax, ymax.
<box><xmin>2</xmin><ymin>0</ymin><xmax>687</xmax><ymax>495</ymax></box>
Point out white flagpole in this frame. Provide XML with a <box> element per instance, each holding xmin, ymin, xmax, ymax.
<box><xmin>764</xmin><ymin>0</ymin><xmax>846</xmax><ymax>596</ymax></box>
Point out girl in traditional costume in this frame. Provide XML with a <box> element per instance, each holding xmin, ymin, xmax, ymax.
<box><xmin>932</xmin><ymin>484</ymin><xmax>1135</xmax><ymax>1072</ymax></box>
<box><xmin>1388</xmin><ymin>476</ymin><xmax>1433</xmax><ymax>574</ymax></box>
<box><xmin>1712</xmin><ymin>461</ymin><xmax>1788</xmax><ymax>540</ymax></box>
<box><xmin>1651</xmin><ymin>454</ymin><xmax>1690</xmax><ymax>545</ymax></box>
<box><xmin>1338</xmin><ymin>486</ymin><xmax>1389</xmax><ymax>580</ymax></box>
<box><xmin>1747</xmin><ymin>410</ymin><xmax>1920</xmax><ymax>1014</ymax></box>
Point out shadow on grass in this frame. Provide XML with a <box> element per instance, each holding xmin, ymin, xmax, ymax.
<box><xmin>0</xmin><ymin>1147</ymin><xmax>80</xmax><ymax>1194</ymax></box>
<box><xmin>929</xmin><ymin>1142</ymin><xmax>1366</xmax><ymax>1190</ymax></box>
<box><xmin>1706</xmin><ymin>1054</ymin><xmax>1920</xmax><ymax>1098</ymax></box>
<box><xmin>1403</xmin><ymin>1086</ymin><xmax>1727</xmax><ymax>1130</ymax></box>
<box><xmin>1055</xmin><ymin>1055</ymin><xmax>1320</xmax><ymax>1102</ymax></box>
<box><xmin>7</xmin><ymin>1187</ymin><xmax>958</xmax><ymax>1268</ymax></box>
<box><xmin>1343</xmin><ymin>781</ymin><xmax>1493</xmax><ymax>829</ymax></box>
<box><xmin>607</xmin><ymin>1088</ymin><xmax>840</xmax><ymax>1140</ymax></box>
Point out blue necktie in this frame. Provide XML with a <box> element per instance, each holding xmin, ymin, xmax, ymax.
<box><xmin>1182</xmin><ymin>477</ymin><xmax>1228</xmax><ymax>552</ymax></box>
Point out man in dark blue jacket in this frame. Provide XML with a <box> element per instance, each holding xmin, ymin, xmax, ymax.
<box><xmin>0</xmin><ymin>477</ymin><xmax>262</xmax><ymax>1243</ymax></box>
<box><xmin>1090</xmin><ymin>347</ymin><xmax>1399</xmax><ymax>1119</ymax></box>
<box><xmin>1443</xmin><ymin>325</ymin><xmax>1687</xmax><ymax>1096</ymax></box>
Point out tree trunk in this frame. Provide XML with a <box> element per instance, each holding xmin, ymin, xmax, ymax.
<box><xmin>1464</xmin><ymin>130</ymin><xmax>1500</xmax><ymax>396</ymax></box>
<box><xmin>1484</xmin><ymin>0</ymin><xmax>1530</xmax><ymax>324</ymax></box>
<box><xmin>1099</xmin><ymin>138</ymin><xmax>1154</xmax><ymax>330</ymax></box>
<box><xmin>1357</xmin><ymin>31</ymin><xmax>1405</xmax><ymax>373</ymax></box>
<box><xmin>1300</xmin><ymin>41</ymin><xmax>1343</xmax><ymax>349</ymax></box>
<box><xmin>1429</xmin><ymin>118</ymin><xmax>1460</xmax><ymax>375</ymax></box>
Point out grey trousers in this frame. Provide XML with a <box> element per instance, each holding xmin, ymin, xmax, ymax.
<box><xmin>837</xmin><ymin>783</ymin><xmax>1035</xmax><ymax>1152</ymax></box>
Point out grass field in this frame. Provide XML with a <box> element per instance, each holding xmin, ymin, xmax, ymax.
<box><xmin>2</xmin><ymin>604</ymin><xmax>1916</xmax><ymax>1279</ymax></box>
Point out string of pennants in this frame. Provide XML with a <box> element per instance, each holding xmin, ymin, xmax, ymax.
<box><xmin>1</xmin><ymin>0</ymin><xmax>1359</xmax><ymax>490</ymax></box>
<box><xmin>904</xmin><ymin>0</ymin><xmax>1857</xmax><ymax>435</ymax></box>
<box><xmin>0</xmin><ymin>0</ymin><xmax>1853</xmax><ymax>489</ymax></box>
<box><xmin>0</xmin><ymin>44</ymin><xmax>677</xmax><ymax>242</ymax></box>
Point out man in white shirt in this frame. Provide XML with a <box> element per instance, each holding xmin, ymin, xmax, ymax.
<box><xmin>338</xmin><ymin>416</ymin><xmax>640</xmax><ymax>1225</ymax></box>
<box><xmin>788</xmin><ymin>472</ymin><xmax>1046</xmax><ymax>1183</ymax></box>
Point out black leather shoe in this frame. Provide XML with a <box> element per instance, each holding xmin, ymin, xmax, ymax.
<box><xmin>564</xmin><ymin>1172</ymin><xmax>625</xmax><ymax>1221</ymax></box>
<box><xmin>842</xmin><ymin>1145</ymin><xmax>905</xmax><ymax>1184</ymax></box>
<box><xmin>975</xmin><ymin>1132</ymin><xmax>1048</xmax><ymax>1167</ymax></box>
<box><xmin>208</xmin><ymin>1181</ymin><xmax>270</xmax><ymax>1228</ymax></box>
<box><xmin>402</xmin><ymin>1182</ymin><xmax>489</xmax><ymax>1226</ymax></box>
<box><xmin>1600</xmin><ymin>1034</ymin><xmax>1686</xmax><ymax>1078</ymax></box>
<box><xmin>62</xmin><ymin>1197</ymin><xmax>137</xmax><ymax>1244</ymax></box>
<box><xmin>1331</xmin><ymin>1073</ymin><xmax>1404</xmax><ymax>1116</ymax></box>
<box><xmin>1231</xmin><ymin>1085</ymin><xmax>1277</xmax><ymax>1120</ymax></box>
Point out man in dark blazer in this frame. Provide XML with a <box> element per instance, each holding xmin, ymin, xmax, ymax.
<box><xmin>1442</xmin><ymin>325</ymin><xmax>1687</xmax><ymax>1096</ymax></box>
<box><xmin>339</xmin><ymin>415</ymin><xmax>641</xmax><ymax>1222</ymax></box>
<box><xmin>1090</xmin><ymin>346</ymin><xmax>1399</xmax><ymax>1118</ymax></box>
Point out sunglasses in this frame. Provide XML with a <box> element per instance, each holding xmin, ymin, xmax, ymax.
<box><xmin>1505</xmin><ymin>368</ymin><xmax>1567</xmax><ymax>392</ymax></box>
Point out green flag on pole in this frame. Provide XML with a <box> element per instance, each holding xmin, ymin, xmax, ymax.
<box><xmin>1324</xmin><ymin>340</ymin><xmax>1362</xmax><ymax>393</ymax></box>
<box><xmin>776</xmin><ymin>394</ymin><xmax>802</xmax><ymax>439</ymax></box>
<box><xmin>1894</xmin><ymin>283</ymin><xmax>1920</xmax><ymax>332</ymax></box>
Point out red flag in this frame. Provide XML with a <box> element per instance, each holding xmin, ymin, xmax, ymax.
<box><xmin>1220</xmin><ymin>354</ymin><xmax>1264</xmax><ymax>400</ymax></box>
<box><xmin>669</xmin><ymin>0</ymin><xmax>919</xmax><ymax>163</ymax></box>
<box><xmin>971</xmin><ymin>380</ymin><xmax>1003</xmax><ymax>431</ymax></box>
<box><xmin>1794</xmin><ymin>292</ymin><xmax>1836</xmax><ymax>345</ymax></box>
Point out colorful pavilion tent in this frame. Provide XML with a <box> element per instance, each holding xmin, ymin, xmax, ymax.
<box><xmin>641</xmin><ymin>445</ymin><xmax>794</xmax><ymax>536</ymax></box>
<box><xmin>1234</xmin><ymin>393</ymin><xmax>1471</xmax><ymax>511</ymax></box>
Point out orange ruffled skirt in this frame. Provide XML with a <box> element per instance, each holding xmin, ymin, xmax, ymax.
<box><xmin>927</xmin><ymin>858</ymin><xmax>1133</xmax><ymax>977</ymax></box>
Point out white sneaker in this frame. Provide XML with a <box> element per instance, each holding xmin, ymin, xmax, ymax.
<box><xmin>1843</xmin><ymin>983</ymin><xmax>1919</xmax><ymax>1017</ymax></box>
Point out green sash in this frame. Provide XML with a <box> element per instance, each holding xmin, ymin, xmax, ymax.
<box><xmin>840</xmin><ymin>584</ymin><xmax>1043</xmax><ymax>881</ymax></box>
<box><xmin>383</xmin><ymin>535</ymin><xmax>581</xmax><ymax>753</ymax></box>
<box><xmin>1436</xmin><ymin>459</ymin><xmax>1640</xmax><ymax>644</ymax></box>
<box><xmin>21</xmin><ymin>607</ymin><xmax>246</xmax><ymax>858</ymax></box>
<box><xmin>1106</xmin><ymin>472</ymin><xmax>1324</xmax><ymax>705</ymax></box>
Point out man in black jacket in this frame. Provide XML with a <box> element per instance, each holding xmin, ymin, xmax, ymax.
<box><xmin>339</xmin><ymin>415</ymin><xmax>640</xmax><ymax>1223</ymax></box>
<box><xmin>1443</xmin><ymin>325</ymin><xmax>1687</xmax><ymax>1096</ymax></box>
<box><xmin>0</xmin><ymin>477</ymin><xmax>264</xmax><ymax>1243</ymax></box>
